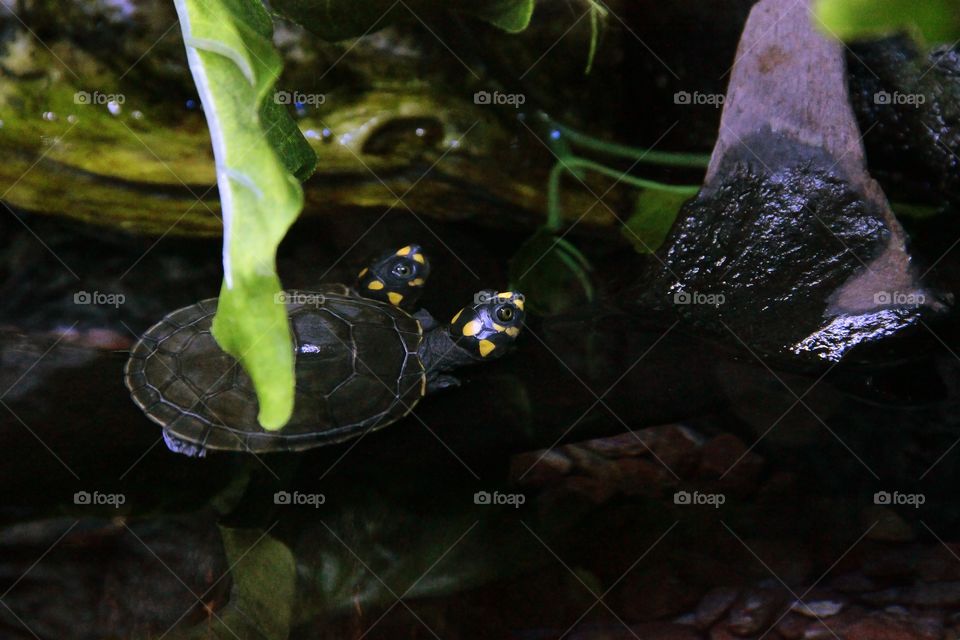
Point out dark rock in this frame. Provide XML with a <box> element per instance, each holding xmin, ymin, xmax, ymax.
<box><xmin>629</xmin><ymin>0</ymin><xmax>938</xmax><ymax>362</ymax></box>
<box><xmin>848</xmin><ymin>36</ymin><xmax>960</xmax><ymax>208</ymax></box>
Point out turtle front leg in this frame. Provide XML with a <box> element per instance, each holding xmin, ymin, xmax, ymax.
<box><xmin>426</xmin><ymin>374</ymin><xmax>460</xmax><ymax>394</ymax></box>
<box><xmin>163</xmin><ymin>430</ymin><xmax>208</xmax><ymax>458</ymax></box>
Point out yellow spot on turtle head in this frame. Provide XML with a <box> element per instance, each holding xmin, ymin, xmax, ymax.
<box><xmin>367</xmin><ymin>280</ymin><xmax>385</xmax><ymax>291</ymax></box>
<box><xmin>497</xmin><ymin>291</ymin><xmax>513</xmax><ymax>299</ymax></box>
<box><xmin>412</xmin><ymin>253</ymin><xmax>425</xmax><ymax>264</ymax></box>
<box><xmin>409</xmin><ymin>278</ymin><xmax>425</xmax><ymax>287</ymax></box>
<box><xmin>358</xmin><ymin>267</ymin><xmax>368</xmax><ymax>278</ymax></box>
<box><xmin>478</xmin><ymin>339</ymin><xmax>496</xmax><ymax>357</ymax></box>
<box><xmin>396</xmin><ymin>245</ymin><xmax>412</xmax><ymax>256</ymax></box>
<box><xmin>451</xmin><ymin>308</ymin><xmax>463</xmax><ymax>324</ymax></box>
<box><xmin>514</xmin><ymin>297</ymin><xmax>524</xmax><ymax>310</ymax></box>
<box><xmin>462</xmin><ymin>320</ymin><xmax>482</xmax><ymax>337</ymax></box>
<box><xmin>493</xmin><ymin>323</ymin><xmax>505</xmax><ymax>332</ymax></box>
<box><xmin>388</xmin><ymin>292</ymin><xmax>404</xmax><ymax>305</ymax></box>
<box><xmin>505</xmin><ymin>326</ymin><xmax>520</xmax><ymax>337</ymax></box>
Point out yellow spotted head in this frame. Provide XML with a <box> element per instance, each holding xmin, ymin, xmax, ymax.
<box><xmin>356</xmin><ymin>244</ymin><xmax>431</xmax><ymax>309</ymax></box>
<box><xmin>449</xmin><ymin>289</ymin><xmax>525</xmax><ymax>359</ymax></box>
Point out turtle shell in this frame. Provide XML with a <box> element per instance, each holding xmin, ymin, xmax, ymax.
<box><xmin>124</xmin><ymin>290</ymin><xmax>425</xmax><ymax>453</ymax></box>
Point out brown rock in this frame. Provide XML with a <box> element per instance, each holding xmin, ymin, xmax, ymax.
<box><xmin>863</xmin><ymin>581</ymin><xmax>960</xmax><ymax>608</ymax></box>
<box><xmin>618</xmin><ymin>457</ymin><xmax>674</xmax><ymax>498</ymax></box>
<box><xmin>639</xmin><ymin>425</ymin><xmax>704</xmax><ymax>474</ymax></box>
<box><xmin>569</xmin><ymin>621</ymin><xmax>701</xmax><ymax>640</ymax></box>
<box><xmin>693</xmin><ymin>586</ymin><xmax>740</xmax><ymax>630</ymax></box>
<box><xmin>698</xmin><ymin>433</ymin><xmax>764</xmax><ymax>492</ymax></box>
<box><xmin>863</xmin><ymin>506</ymin><xmax>916</xmax><ymax>542</ymax></box>
<box><xmin>727</xmin><ymin>587</ymin><xmax>788</xmax><ymax>635</ymax></box>
<box><xmin>790</xmin><ymin>597</ymin><xmax>845</xmax><ymax>618</ymax></box>
<box><xmin>628</xmin><ymin>622</ymin><xmax>702</xmax><ymax>640</ymax></box>
<box><xmin>583</xmin><ymin>431</ymin><xmax>665</xmax><ymax>458</ymax></box>
<box><xmin>775</xmin><ymin>612</ymin><xmax>809</xmax><ymax>639</ymax></box>
<box><xmin>509</xmin><ymin>449</ymin><xmax>573</xmax><ymax>486</ymax></box>
<box><xmin>839</xmin><ymin>612</ymin><xmax>935</xmax><ymax>640</ymax></box>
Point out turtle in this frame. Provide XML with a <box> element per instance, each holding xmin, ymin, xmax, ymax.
<box><xmin>123</xmin><ymin>248</ymin><xmax>526</xmax><ymax>457</ymax></box>
<box><xmin>319</xmin><ymin>243</ymin><xmax>432</xmax><ymax>310</ymax></box>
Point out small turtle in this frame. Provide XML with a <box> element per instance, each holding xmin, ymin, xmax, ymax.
<box><xmin>124</xmin><ymin>248</ymin><xmax>525</xmax><ymax>456</ymax></box>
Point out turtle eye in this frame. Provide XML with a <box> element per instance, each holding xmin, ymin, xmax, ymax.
<box><xmin>495</xmin><ymin>305</ymin><xmax>515</xmax><ymax>322</ymax></box>
<box><xmin>391</xmin><ymin>262</ymin><xmax>413</xmax><ymax>278</ymax></box>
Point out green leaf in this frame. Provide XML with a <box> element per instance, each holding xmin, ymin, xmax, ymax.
<box><xmin>174</xmin><ymin>0</ymin><xmax>315</xmax><ymax>430</ymax></box>
<box><xmin>176</xmin><ymin>527</ymin><xmax>296</xmax><ymax>640</ymax></box>
<box><xmin>622</xmin><ymin>189</ymin><xmax>689</xmax><ymax>254</ymax></box>
<box><xmin>813</xmin><ymin>0</ymin><xmax>960</xmax><ymax>44</ymax></box>
<box><xmin>260</xmin><ymin>98</ymin><xmax>317</xmax><ymax>181</ymax></box>
<box><xmin>466</xmin><ymin>0</ymin><xmax>536</xmax><ymax>33</ymax></box>
<box><xmin>892</xmin><ymin>200</ymin><xmax>944</xmax><ymax>219</ymax></box>
<box><xmin>584</xmin><ymin>0</ymin><xmax>607</xmax><ymax>73</ymax></box>
<box><xmin>270</xmin><ymin>0</ymin><xmax>535</xmax><ymax>41</ymax></box>
<box><xmin>269</xmin><ymin>0</ymin><xmax>400</xmax><ymax>41</ymax></box>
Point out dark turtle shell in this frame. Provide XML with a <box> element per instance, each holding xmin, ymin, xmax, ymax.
<box><xmin>124</xmin><ymin>290</ymin><xmax>425</xmax><ymax>453</ymax></box>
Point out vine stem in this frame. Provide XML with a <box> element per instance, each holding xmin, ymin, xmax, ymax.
<box><xmin>552</xmin><ymin>122</ymin><xmax>711</xmax><ymax>168</ymax></box>
<box><xmin>547</xmin><ymin>156</ymin><xmax>699</xmax><ymax>230</ymax></box>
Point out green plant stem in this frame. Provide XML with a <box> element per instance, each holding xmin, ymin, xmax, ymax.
<box><xmin>547</xmin><ymin>156</ymin><xmax>699</xmax><ymax>230</ymax></box>
<box><xmin>553</xmin><ymin>122</ymin><xmax>711</xmax><ymax>168</ymax></box>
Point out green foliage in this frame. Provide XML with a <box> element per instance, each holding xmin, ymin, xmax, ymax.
<box><xmin>622</xmin><ymin>189</ymin><xmax>690</xmax><ymax>253</ymax></box>
<box><xmin>175</xmin><ymin>527</ymin><xmax>296</xmax><ymax>640</ymax></box>
<box><xmin>470</xmin><ymin>0</ymin><xmax>537</xmax><ymax>33</ymax></box>
<box><xmin>174</xmin><ymin>0</ymin><xmax>316</xmax><ymax>430</ymax></box>
<box><xmin>270</xmin><ymin>0</ymin><xmax>536</xmax><ymax>41</ymax></box>
<box><xmin>511</xmin><ymin>120</ymin><xmax>702</xmax><ymax>315</ymax></box>
<box><xmin>814</xmin><ymin>0</ymin><xmax>960</xmax><ymax>44</ymax></box>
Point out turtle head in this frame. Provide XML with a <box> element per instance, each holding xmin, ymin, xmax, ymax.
<box><xmin>356</xmin><ymin>244</ymin><xmax>431</xmax><ymax>308</ymax></box>
<box><xmin>449</xmin><ymin>290</ymin><xmax>525</xmax><ymax>360</ymax></box>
